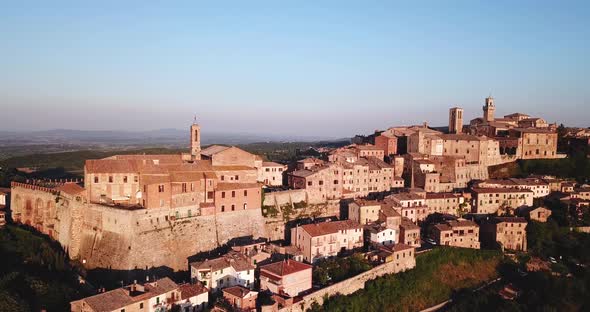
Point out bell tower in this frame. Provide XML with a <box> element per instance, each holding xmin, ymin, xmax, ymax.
<box><xmin>483</xmin><ymin>96</ymin><xmax>495</xmax><ymax>122</ymax></box>
<box><xmin>190</xmin><ymin>116</ymin><xmax>201</xmax><ymax>160</ymax></box>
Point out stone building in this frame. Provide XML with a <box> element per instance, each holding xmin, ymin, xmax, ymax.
<box><xmin>190</xmin><ymin>251</ymin><xmax>255</xmax><ymax>291</ymax></box>
<box><xmin>374</xmin><ymin>133</ymin><xmax>398</xmax><ymax>156</ymax></box>
<box><xmin>399</xmin><ymin>218</ymin><xmax>421</xmax><ymax>247</ymax></box>
<box><xmin>424</xmin><ymin>192</ymin><xmax>468</xmax><ymax>215</ymax></box>
<box><xmin>365</xmin><ymin>222</ymin><xmax>397</xmax><ymax>247</ymax></box>
<box><xmin>516</xmin><ymin>206</ymin><xmax>552</xmax><ymax>223</ymax></box>
<box><xmin>259</xmin><ymin>259</ymin><xmax>313</xmax><ymax>297</ymax></box>
<box><xmin>290</xmin><ymin>220</ymin><xmax>363</xmax><ymax>263</ymax></box>
<box><xmin>288</xmin><ymin>156</ymin><xmax>398</xmax><ymax>203</ymax></box>
<box><xmin>466</xmin><ymin>96</ymin><xmax>559</xmax><ymax>160</ymax></box>
<box><xmin>476</xmin><ymin>178</ymin><xmax>550</xmax><ymax>198</ymax></box>
<box><xmin>470</xmin><ymin>188</ymin><xmax>534</xmax><ymax>214</ymax></box>
<box><xmin>376</xmin><ymin>243</ymin><xmax>416</xmax><ymax>273</ymax></box>
<box><xmin>348</xmin><ymin>199</ymin><xmax>383</xmax><ymax>225</ymax></box>
<box><xmin>70</xmin><ymin>277</ymin><xmax>208</xmax><ymax>312</ymax></box>
<box><xmin>222</xmin><ymin>286</ymin><xmax>257</xmax><ymax>312</ymax></box>
<box><xmin>258</xmin><ymin>161</ymin><xmax>286</xmax><ymax>186</ymax></box>
<box><xmin>10</xmin><ymin>122</ymin><xmax>271</xmax><ymax>271</ymax></box>
<box><xmin>432</xmin><ymin>219</ymin><xmax>480</xmax><ymax>249</ymax></box>
<box><xmin>449</xmin><ymin>107</ymin><xmax>464</xmax><ymax>134</ymax></box>
<box><xmin>480</xmin><ymin>217</ymin><xmax>527</xmax><ymax>252</ymax></box>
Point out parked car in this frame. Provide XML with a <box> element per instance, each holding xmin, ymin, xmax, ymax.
<box><xmin>549</xmin><ymin>257</ymin><xmax>557</xmax><ymax>264</ymax></box>
<box><xmin>425</xmin><ymin>238</ymin><xmax>437</xmax><ymax>245</ymax></box>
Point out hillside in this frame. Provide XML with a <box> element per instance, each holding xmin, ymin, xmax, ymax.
<box><xmin>312</xmin><ymin>248</ymin><xmax>502</xmax><ymax>312</ymax></box>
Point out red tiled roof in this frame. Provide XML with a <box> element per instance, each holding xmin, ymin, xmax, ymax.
<box><xmin>86</xmin><ymin>159</ymin><xmax>141</xmax><ymax>173</ymax></box>
<box><xmin>179</xmin><ymin>283</ymin><xmax>208</xmax><ymax>300</ymax></box>
<box><xmin>55</xmin><ymin>183</ymin><xmax>85</xmax><ymax>196</ymax></box>
<box><xmin>471</xmin><ymin>187</ymin><xmax>533</xmax><ymax>194</ymax></box>
<box><xmin>300</xmin><ymin>220</ymin><xmax>361</xmax><ymax>237</ymax></box>
<box><xmin>260</xmin><ymin>260</ymin><xmax>312</xmax><ymax>278</ymax></box>
<box><xmin>223</xmin><ymin>285</ymin><xmax>257</xmax><ymax>298</ymax></box>
<box><xmin>216</xmin><ymin>182</ymin><xmax>260</xmax><ymax>191</ymax></box>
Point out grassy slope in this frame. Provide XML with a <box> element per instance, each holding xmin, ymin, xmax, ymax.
<box><xmin>316</xmin><ymin>248</ymin><xmax>502</xmax><ymax>312</ymax></box>
<box><xmin>0</xmin><ymin>225</ymin><xmax>90</xmax><ymax>311</ymax></box>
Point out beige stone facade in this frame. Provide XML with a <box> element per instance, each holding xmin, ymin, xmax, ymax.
<box><xmin>432</xmin><ymin>219</ymin><xmax>480</xmax><ymax>249</ymax></box>
<box><xmin>70</xmin><ymin>278</ymin><xmax>208</xmax><ymax>312</ymax></box>
<box><xmin>477</xmin><ymin>178</ymin><xmax>550</xmax><ymax>198</ymax></box>
<box><xmin>481</xmin><ymin>217</ymin><xmax>527</xmax><ymax>251</ymax></box>
<box><xmin>288</xmin><ymin>156</ymin><xmax>397</xmax><ymax>203</ymax></box>
<box><xmin>259</xmin><ymin>260</ymin><xmax>313</xmax><ymax>297</ymax></box>
<box><xmin>290</xmin><ymin>220</ymin><xmax>363</xmax><ymax>263</ymax></box>
<box><xmin>471</xmin><ymin>188</ymin><xmax>534</xmax><ymax>214</ymax></box>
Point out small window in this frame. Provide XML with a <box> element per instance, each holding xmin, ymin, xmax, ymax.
<box><xmin>134</xmin><ymin>176</ymin><xmax>138</xmax><ymax>182</ymax></box>
<box><xmin>94</xmin><ymin>177</ymin><xmax>99</xmax><ymax>183</ymax></box>
<box><xmin>109</xmin><ymin>176</ymin><xmax>113</xmax><ymax>183</ymax></box>
<box><xmin>244</xmin><ymin>190</ymin><xmax>248</xmax><ymax>196</ymax></box>
<box><xmin>123</xmin><ymin>176</ymin><xmax>128</xmax><ymax>183</ymax></box>
<box><xmin>235</xmin><ymin>175</ymin><xmax>239</xmax><ymax>180</ymax></box>
<box><xmin>222</xmin><ymin>192</ymin><xmax>226</xmax><ymax>199</ymax></box>
<box><xmin>232</xmin><ymin>191</ymin><xmax>236</xmax><ymax>198</ymax></box>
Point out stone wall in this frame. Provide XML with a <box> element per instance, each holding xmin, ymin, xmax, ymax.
<box><xmin>10</xmin><ymin>183</ymin><xmax>268</xmax><ymax>272</ymax></box>
<box><xmin>76</xmin><ymin>205</ymin><xmax>267</xmax><ymax>271</ymax></box>
<box><xmin>279</xmin><ymin>259</ymin><xmax>414</xmax><ymax>312</ymax></box>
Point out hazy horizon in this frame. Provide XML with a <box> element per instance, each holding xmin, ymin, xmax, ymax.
<box><xmin>1</xmin><ymin>2</ymin><xmax>589</xmax><ymax>137</ymax></box>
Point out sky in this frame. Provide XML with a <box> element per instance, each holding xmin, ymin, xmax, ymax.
<box><xmin>0</xmin><ymin>1</ymin><xmax>589</xmax><ymax>137</ymax></box>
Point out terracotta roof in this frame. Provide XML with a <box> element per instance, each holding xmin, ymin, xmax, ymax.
<box><xmin>213</xmin><ymin>165</ymin><xmax>256</xmax><ymax>171</ymax></box>
<box><xmin>380</xmin><ymin>204</ymin><xmax>402</xmax><ymax>218</ymax></box>
<box><xmin>505</xmin><ymin>113</ymin><xmax>530</xmax><ymax>118</ymax></box>
<box><xmin>223</xmin><ymin>285</ymin><xmax>257</xmax><ymax>299</ymax></box>
<box><xmin>200</xmin><ymin>145</ymin><xmax>230</xmax><ymax>156</ymax></box>
<box><xmin>140</xmin><ymin>174</ymin><xmax>171</xmax><ymax>185</ymax></box>
<box><xmin>492</xmin><ymin>216</ymin><xmax>528</xmax><ymax>224</ymax></box>
<box><xmin>86</xmin><ymin>159</ymin><xmax>141</xmax><ymax>173</ymax></box>
<box><xmin>299</xmin><ymin>220</ymin><xmax>362</xmax><ymax>237</ymax></box>
<box><xmin>76</xmin><ymin>278</ymin><xmax>178</xmax><ymax>312</ymax></box>
<box><xmin>355</xmin><ymin>144</ymin><xmax>382</xmax><ymax>151</ymax></box>
<box><xmin>425</xmin><ymin>193</ymin><xmax>462</xmax><ymax>199</ymax></box>
<box><xmin>262</xmin><ymin>161</ymin><xmax>285</xmax><ymax>167</ymax></box>
<box><xmin>400</xmin><ymin>218</ymin><xmax>420</xmax><ymax>230</ymax></box>
<box><xmin>55</xmin><ymin>183</ymin><xmax>85</xmax><ymax>196</ymax></box>
<box><xmin>290</xmin><ymin>169</ymin><xmax>319</xmax><ymax>178</ymax></box>
<box><xmin>299</xmin><ymin>158</ymin><xmax>324</xmax><ymax>164</ymax></box>
<box><xmin>108</xmin><ymin>154</ymin><xmax>183</xmax><ymax>163</ymax></box>
<box><xmin>260</xmin><ymin>260</ymin><xmax>312</xmax><ymax>278</ymax></box>
<box><xmin>440</xmin><ymin>134</ymin><xmax>485</xmax><ymax>141</ymax></box>
<box><xmin>446</xmin><ymin>219</ymin><xmax>478</xmax><ymax>228</ymax></box>
<box><xmin>471</xmin><ymin>187</ymin><xmax>533</xmax><ymax>194</ymax></box>
<box><xmin>511</xmin><ymin>128</ymin><xmax>556</xmax><ymax>134</ymax></box>
<box><xmin>391</xmin><ymin>243</ymin><xmax>415</xmax><ymax>252</ymax></box>
<box><xmin>190</xmin><ymin>251</ymin><xmax>255</xmax><ymax>272</ymax></box>
<box><xmin>179</xmin><ymin>283</ymin><xmax>208</xmax><ymax>300</ymax></box>
<box><xmin>170</xmin><ymin>172</ymin><xmax>205</xmax><ymax>182</ymax></box>
<box><xmin>216</xmin><ymin>182</ymin><xmax>260</xmax><ymax>191</ymax></box>
<box><xmin>434</xmin><ymin>224</ymin><xmax>452</xmax><ymax>232</ymax></box>
<box><xmin>389</xmin><ymin>192</ymin><xmax>424</xmax><ymax>201</ymax></box>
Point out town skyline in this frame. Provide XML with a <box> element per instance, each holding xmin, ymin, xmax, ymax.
<box><xmin>1</xmin><ymin>2</ymin><xmax>589</xmax><ymax>136</ymax></box>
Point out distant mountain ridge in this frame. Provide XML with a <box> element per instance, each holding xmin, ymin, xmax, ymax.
<box><xmin>0</xmin><ymin>128</ymin><xmax>343</xmax><ymax>146</ymax></box>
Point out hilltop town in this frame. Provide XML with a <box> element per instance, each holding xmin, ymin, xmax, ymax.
<box><xmin>2</xmin><ymin>97</ymin><xmax>590</xmax><ymax>312</ymax></box>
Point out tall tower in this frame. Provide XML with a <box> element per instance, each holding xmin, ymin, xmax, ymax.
<box><xmin>483</xmin><ymin>96</ymin><xmax>495</xmax><ymax>122</ymax></box>
<box><xmin>449</xmin><ymin>107</ymin><xmax>464</xmax><ymax>134</ymax></box>
<box><xmin>190</xmin><ymin>117</ymin><xmax>201</xmax><ymax>160</ymax></box>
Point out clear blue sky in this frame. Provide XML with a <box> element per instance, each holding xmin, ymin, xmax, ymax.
<box><xmin>1</xmin><ymin>1</ymin><xmax>588</xmax><ymax>137</ymax></box>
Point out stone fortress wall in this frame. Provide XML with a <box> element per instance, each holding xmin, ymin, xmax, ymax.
<box><xmin>10</xmin><ymin>182</ymin><xmax>267</xmax><ymax>271</ymax></box>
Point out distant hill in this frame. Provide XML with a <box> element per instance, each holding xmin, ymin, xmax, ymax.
<box><xmin>0</xmin><ymin>128</ymin><xmax>341</xmax><ymax>146</ymax></box>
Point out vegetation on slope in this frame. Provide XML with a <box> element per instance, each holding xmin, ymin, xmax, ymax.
<box><xmin>0</xmin><ymin>225</ymin><xmax>90</xmax><ymax>311</ymax></box>
<box><xmin>446</xmin><ymin>220</ymin><xmax>590</xmax><ymax>312</ymax></box>
<box><xmin>311</xmin><ymin>248</ymin><xmax>502</xmax><ymax>312</ymax></box>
